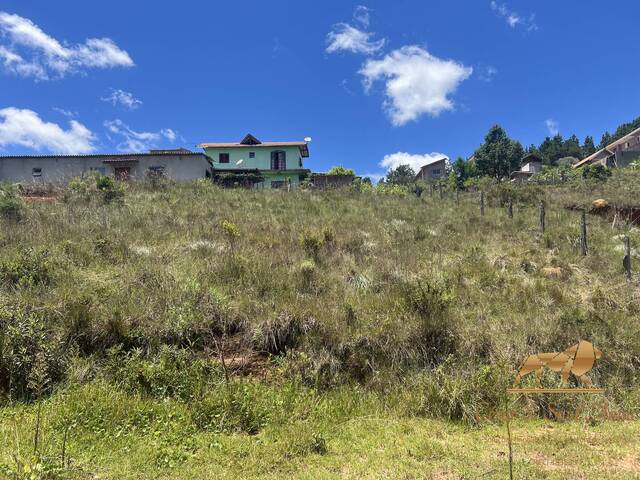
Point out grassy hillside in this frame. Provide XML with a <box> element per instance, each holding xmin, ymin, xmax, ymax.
<box><xmin>1</xmin><ymin>172</ymin><xmax>639</xmax><ymax>478</ymax></box>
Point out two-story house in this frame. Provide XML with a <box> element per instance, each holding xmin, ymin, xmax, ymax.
<box><xmin>198</xmin><ymin>134</ymin><xmax>310</xmax><ymax>189</ymax></box>
<box><xmin>414</xmin><ymin>157</ymin><xmax>448</xmax><ymax>182</ymax></box>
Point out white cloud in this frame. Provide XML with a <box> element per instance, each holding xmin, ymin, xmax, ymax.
<box><xmin>360</xmin><ymin>46</ymin><xmax>472</xmax><ymax>126</ymax></box>
<box><xmin>0</xmin><ymin>11</ymin><xmax>134</xmax><ymax>80</ymax></box>
<box><xmin>101</xmin><ymin>89</ymin><xmax>142</xmax><ymax>110</ymax></box>
<box><xmin>353</xmin><ymin>5</ymin><xmax>372</xmax><ymax>28</ymax></box>
<box><xmin>0</xmin><ymin>107</ymin><xmax>96</xmax><ymax>154</ymax></box>
<box><xmin>104</xmin><ymin>119</ymin><xmax>177</xmax><ymax>152</ymax></box>
<box><xmin>490</xmin><ymin>2</ymin><xmax>538</xmax><ymax>31</ymax></box>
<box><xmin>478</xmin><ymin>65</ymin><xmax>498</xmax><ymax>82</ymax></box>
<box><xmin>545</xmin><ymin>119</ymin><xmax>559</xmax><ymax>136</ymax></box>
<box><xmin>326</xmin><ymin>23</ymin><xmax>385</xmax><ymax>55</ymax></box>
<box><xmin>380</xmin><ymin>151</ymin><xmax>449</xmax><ymax>174</ymax></box>
<box><xmin>53</xmin><ymin>107</ymin><xmax>77</xmax><ymax>117</ymax></box>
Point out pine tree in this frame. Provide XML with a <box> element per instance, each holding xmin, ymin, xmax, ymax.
<box><xmin>600</xmin><ymin>132</ymin><xmax>613</xmax><ymax>149</ymax></box>
<box><xmin>582</xmin><ymin>136</ymin><xmax>596</xmax><ymax>157</ymax></box>
<box><xmin>474</xmin><ymin>125</ymin><xmax>523</xmax><ymax>179</ymax></box>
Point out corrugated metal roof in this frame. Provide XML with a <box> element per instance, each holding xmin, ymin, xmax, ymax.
<box><xmin>0</xmin><ymin>151</ymin><xmax>207</xmax><ymax>160</ymax></box>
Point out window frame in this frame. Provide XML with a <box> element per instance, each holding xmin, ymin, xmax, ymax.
<box><xmin>271</xmin><ymin>150</ymin><xmax>287</xmax><ymax>170</ymax></box>
<box><xmin>219</xmin><ymin>153</ymin><xmax>230</xmax><ymax>164</ymax></box>
<box><xmin>32</xmin><ymin>167</ymin><xmax>42</xmax><ymax>178</ymax></box>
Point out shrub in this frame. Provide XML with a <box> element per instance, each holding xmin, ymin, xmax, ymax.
<box><xmin>104</xmin><ymin>346</ymin><xmax>209</xmax><ymax>401</ymax></box>
<box><xmin>582</xmin><ymin>164</ymin><xmax>612</xmax><ymax>181</ymax></box>
<box><xmin>299</xmin><ymin>260</ymin><xmax>316</xmax><ymax>290</ymax></box>
<box><xmin>412</xmin><ymin>361</ymin><xmax>508</xmax><ymax>424</ymax></box>
<box><xmin>96</xmin><ymin>175</ymin><xmax>125</xmax><ymax>204</ymax></box>
<box><xmin>253</xmin><ymin>313</ymin><xmax>315</xmax><ymax>355</ymax></box>
<box><xmin>327</xmin><ymin>166</ymin><xmax>355</xmax><ymax>176</ymax></box>
<box><xmin>0</xmin><ymin>306</ymin><xmax>65</xmax><ymax>400</ymax></box>
<box><xmin>0</xmin><ymin>248</ymin><xmax>52</xmax><ymax>288</ymax></box>
<box><xmin>191</xmin><ymin>382</ymin><xmax>271</xmax><ymax>434</ymax></box>
<box><xmin>300</xmin><ymin>231</ymin><xmax>323</xmax><ymax>260</ymax></box>
<box><xmin>0</xmin><ymin>183</ymin><xmax>25</xmax><ymax>220</ymax></box>
<box><xmin>221</xmin><ymin>220</ymin><xmax>240</xmax><ymax>250</ymax></box>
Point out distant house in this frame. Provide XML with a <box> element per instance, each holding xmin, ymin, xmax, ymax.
<box><xmin>510</xmin><ymin>154</ymin><xmax>543</xmax><ymax>181</ymax></box>
<box><xmin>198</xmin><ymin>134</ymin><xmax>311</xmax><ymax>189</ymax></box>
<box><xmin>0</xmin><ymin>149</ymin><xmax>209</xmax><ymax>183</ymax></box>
<box><xmin>574</xmin><ymin>127</ymin><xmax>640</xmax><ymax>169</ymax></box>
<box><xmin>415</xmin><ymin>157</ymin><xmax>448</xmax><ymax>182</ymax></box>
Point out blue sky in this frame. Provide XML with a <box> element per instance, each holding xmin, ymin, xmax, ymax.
<box><xmin>0</xmin><ymin>1</ymin><xmax>638</xmax><ymax>180</ymax></box>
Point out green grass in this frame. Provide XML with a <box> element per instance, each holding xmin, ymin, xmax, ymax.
<box><xmin>1</xmin><ymin>383</ymin><xmax>639</xmax><ymax>479</ymax></box>
<box><xmin>1</xmin><ymin>172</ymin><xmax>640</xmax><ymax>478</ymax></box>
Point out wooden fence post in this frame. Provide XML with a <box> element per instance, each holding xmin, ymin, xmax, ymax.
<box><xmin>507</xmin><ymin>197</ymin><xmax>513</xmax><ymax>219</ymax></box>
<box><xmin>539</xmin><ymin>202</ymin><xmax>545</xmax><ymax>234</ymax></box>
<box><xmin>624</xmin><ymin>235</ymin><xmax>632</xmax><ymax>281</ymax></box>
<box><xmin>480</xmin><ymin>191</ymin><xmax>485</xmax><ymax>216</ymax></box>
<box><xmin>580</xmin><ymin>210</ymin><xmax>588</xmax><ymax>256</ymax></box>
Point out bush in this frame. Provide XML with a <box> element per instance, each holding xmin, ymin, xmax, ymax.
<box><xmin>0</xmin><ymin>306</ymin><xmax>66</xmax><ymax>400</ymax></box>
<box><xmin>300</xmin><ymin>231</ymin><xmax>323</xmax><ymax>260</ymax></box>
<box><xmin>0</xmin><ymin>248</ymin><xmax>52</xmax><ymax>288</ymax></box>
<box><xmin>412</xmin><ymin>361</ymin><xmax>508</xmax><ymax>424</ymax></box>
<box><xmin>253</xmin><ymin>313</ymin><xmax>315</xmax><ymax>355</ymax></box>
<box><xmin>191</xmin><ymin>382</ymin><xmax>270</xmax><ymax>434</ymax></box>
<box><xmin>96</xmin><ymin>175</ymin><xmax>125</xmax><ymax>204</ymax></box>
<box><xmin>582</xmin><ymin>164</ymin><xmax>612</xmax><ymax>181</ymax></box>
<box><xmin>0</xmin><ymin>183</ymin><xmax>25</xmax><ymax>220</ymax></box>
<box><xmin>103</xmin><ymin>346</ymin><xmax>209</xmax><ymax>401</ymax></box>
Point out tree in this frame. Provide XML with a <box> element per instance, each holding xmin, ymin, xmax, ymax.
<box><xmin>473</xmin><ymin>125</ymin><xmax>523</xmax><ymax>179</ymax></box>
<box><xmin>564</xmin><ymin>134</ymin><xmax>583</xmax><ymax>159</ymax></box>
<box><xmin>327</xmin><ymin>166</ymin><xmax>355</xmax><ymax>176</ymax></box>
<box><xmin>451</xmin><ymin>157</ymin><xmax>477</xmax><ymax>188</ymax></box>
<box><xmin>582</xmin><ymin>136</ymin><xmax>596</xmax><ymax>157</ymax></box>
<box><xmin>385</xmin><ymin>164</ymin><xmax>416</xmax><ymax>185</ymax></box>
<box><xmin>599</xmin><ymin>132</ymin><xmax>613</xmax><ymax>149</ymax></box>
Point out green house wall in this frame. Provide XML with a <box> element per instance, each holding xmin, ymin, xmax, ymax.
<box><xmin>203</xmin><ymin>145</ymin><xmax>309</xmax><ymax>189</ymax></box>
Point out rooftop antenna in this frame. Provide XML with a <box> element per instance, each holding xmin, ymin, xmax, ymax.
<box><xmin>304</xmin><ymin>136</ymin><xmax>312</xmax><ymax>143</ymax></box>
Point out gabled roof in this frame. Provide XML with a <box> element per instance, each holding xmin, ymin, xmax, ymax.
<box><xmin>574</xmin><ymin>126</ymin><xmax>640</xmax><ymax>168</ymax></box>
<box><xmin>417</xmin><ymin>156</ymin><xmax>448</xmax><ymax>170</ymax></box>
<box><xmin>521</xmin><ymin>153</ymin><xmax>543</xmax><ymax>165</ymax></box>
<box><xmin>240</xmin><ymin>134</ymin><xmax>261</xmax><ymax>145</ymax></box>
<box><xmin>198</xmin><ymin>134</ymin><xmax>310</xmax><ymax>157</ymax></box>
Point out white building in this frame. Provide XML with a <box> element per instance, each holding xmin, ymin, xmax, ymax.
<box><xmin>0</xmin><ymin>149</ymin><xmax>210</xmax><ymax>183</ymax></box>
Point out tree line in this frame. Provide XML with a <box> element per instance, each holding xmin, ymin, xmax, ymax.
<box><xmin>382</xmin><ymin>115</ymin><xmax>640</xmax><ymax>187</ymax></box>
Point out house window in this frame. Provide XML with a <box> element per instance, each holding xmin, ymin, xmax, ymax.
<box><xmin>219</xmin><ymin>153</ymin><xmax>230</xmax><ymax>164</ymax></box>
<box><xmin>432</xmin><ymin>169</ymin><xmax>441</xmax><ymax>176</ymax></box>
<box><xmin>148</xmin><ymin>166</ymin><xmax>165</xmax><ymax>178</ymax></box>
<box><xmin>32</xmin><ymin>168</ymin><xmax>42</xmax><ymax>178</ymax></box>
<box><xmin>271</xmin><ymin>150</ymin><xmax>286</xmax><ymax>170</ymax></box>
<box><xmin>249</xmin><ymin>152</ymin><xmax>255</xmax><ymax>158</ymax></box>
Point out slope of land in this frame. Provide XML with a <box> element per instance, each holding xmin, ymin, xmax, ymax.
<box><xmin>1</xmin><ymin>172</ymin><xmax>639</xmax><ymax>478</ymax></box>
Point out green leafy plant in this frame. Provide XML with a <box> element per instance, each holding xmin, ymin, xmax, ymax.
<box><xmin>0</xmin><ymin>183</ymin><xmax>25</xmax><ymax>220</ymax></box>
